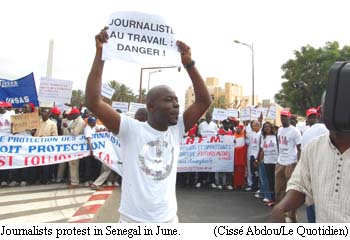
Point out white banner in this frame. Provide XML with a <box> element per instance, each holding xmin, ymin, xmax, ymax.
<box><xmin>178</xmin><ymin>136</ymin><xmax>234</xmax><ymax>172</ymax></box>
<box><xmin>38</xmin><ymin>77</ymin><xmax>73</xmax><ymax>104</ymax></box>
<box><xmin>103</xmin><ymin>11</ymin><xmax>180</xmax><ymax>66</ymax></box>
<box><xmin>101</xmin><ymin>83</ymin><xmax>115</xmax><ymax>99</ymax></box>
<box><xmin>0</xmin><ymin>134</ymin><xmax>236</xmax><ymax>174</ymax></box>
<box><xmin>0</xmin><ymin>132</ymin><xmax>123</xmax><ymax>175</ymax></box>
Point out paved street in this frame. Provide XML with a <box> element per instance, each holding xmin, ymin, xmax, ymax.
<box><xmin>93</xmin><ymin>186</ymin><xmax>307</xmax><ymax>223</ymax></box>
<box><xmin>0</xmin><ymin>184</ymin><xmax>306</xmax><ymax>223</ymax></box>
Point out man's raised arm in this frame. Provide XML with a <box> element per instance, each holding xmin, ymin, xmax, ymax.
<box><xmin>85</xmin><ymin>27</ymin><xmax>121</xmax><ymax>134</ymax></box>
<box><xmin>177</xmin><ymin>41</ymin><xmax>212</xmax><ymax>132</ymax></box>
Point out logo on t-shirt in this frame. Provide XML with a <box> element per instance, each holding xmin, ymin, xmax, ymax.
<box><xmin>278</xmin><ymin>135</ymin><xmax>289</xmax><ymax>145</ymax></box>
<box><xmin>139</xmin><ymin>139</ymin><xmax>174</xmax><ymax>181</ymax></box>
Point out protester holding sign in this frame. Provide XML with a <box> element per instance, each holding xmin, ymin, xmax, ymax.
<box><xmin>85</xmin><ymin>26</ymin><xmax>211</xmax><ymax>222</ymax></box>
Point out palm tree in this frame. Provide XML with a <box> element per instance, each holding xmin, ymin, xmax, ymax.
<box><xmin>108</xmin><ymin>80</ymin><xmax>137</xmax><ymax>103</ymax></box>
<box><xmin>71</xmin><ymin>89</ymin><xmax>85</xmax><ymax>107</ymax></box>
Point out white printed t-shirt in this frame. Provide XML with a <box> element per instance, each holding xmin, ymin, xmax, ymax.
<box><xmin>246</xmin><ymin>131</ymin><xmax>261</xmax><ymax>159</ymax></box>
<box><xmin>277</xmin><ymin>126</ymin><xmax>302</xmax><ymax>165</ymax></box>
<box><xmin>260</xmin><ymin>135</ymin><xmax>278</xmax><ymax>164</ymax></box>
<box><xmin>117</xmin><ymin>114</ymin><xmax>185</xmax><ymax>222</ymax></box>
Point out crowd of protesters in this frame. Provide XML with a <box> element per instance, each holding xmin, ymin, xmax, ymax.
<box><xmin>0</xmin><ymin>98</ymin><xmax>335</xmax><ymax>222</ymax></box>
<box><xmin>176</xmin><ymin>105</ymin><xmax>327</xmax><ymax>223</ymax></box>
<box><xmin>0</xmin><ymin>101</ymin><xmax>121</xmax><ymax>189</ymax></box>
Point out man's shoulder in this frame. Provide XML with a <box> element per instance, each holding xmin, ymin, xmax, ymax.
<box><xmin>303</xmin><ymin>133</ymin><xmax>329</xmax><ymax>152</ymax></box>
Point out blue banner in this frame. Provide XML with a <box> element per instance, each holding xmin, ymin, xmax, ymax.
<box><xmin>0</xmin><ymin>73</ymin><xmax>39</xmax><ymax>108</ymax></box>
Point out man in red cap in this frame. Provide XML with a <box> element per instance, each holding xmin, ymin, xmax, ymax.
<box><xmin>62</xmin><ymin>107</ymin><xmax>85</xmax><ymax>188</ymax></box>
<box><xmin>274</xmin><ymin>109</ymin><xmax>302</xmax><ymax>222</ymax></box>
<box><xmin>300</xmin><ymin>106</ymin><xmax>328</xmax><ymax>222</ymax></box>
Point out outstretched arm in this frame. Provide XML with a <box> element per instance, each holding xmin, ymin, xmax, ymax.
<box><xmin>85</xmin><ymin>27</ymin><xmax>121</xmax><ymax>134</ymax></box>
<box><xmin>177</xmin><ymin>41</ymin><xmax>212</xmax><ymax>132</ymax></box>
<box><xmin>270</xmin><ymin>190</ymin><xmax>305</xmax><ymax>222</ymax></box>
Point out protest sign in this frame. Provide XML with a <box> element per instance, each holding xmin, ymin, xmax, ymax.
<box><xmin>101</xmin><ymin>83</ymin><xmax>115</xmax><ymax>99</ymax></box>
<box><xmin>10</xmin><ymin>112</ymin><xmax>40</xmax><ymax>133</ymax></box>
<box><xmin>38</xmin><ymin>77</ymin><xmax>73</xmax><ymax>104</ymax></box>
<box><xmin>212</xmin><ymin>108</ymin><xmax>228</xmax><ymax>121</ymax></box>
<box><xmin>0</xmin><ymin>73</ymin><xmax>39</xmax><ymax>108</ymax></box>
<box><xmin>240</xmin><ymin>107</ymin><xmax>251</xmax><ymax>121</ymax></box>
<box><xmin>227</xmin><ymin>108</ymin><xmax>239</xmax><ymax>118</ymax></box>
<box><xmin>178</xmin><ymin>136</ymin><xmax>234</xmax><ymax>172</ymax></box>
<box><xmin>103</xmin><ymin>11</ymin><xmax>180</xmax><ymax>66</ymax></box>
<box><xmin>112</xmin><ymin>101</ymin><xmax>129</xmax><ymax>113</ymax></box>
<box><xmin>262</xmin><ymin>107</ymin><xmax>269</xmax><ymax>118</ymax></box>
<box><xmin>266</xmin><ymin>105</ymin><xmax>277</xmax><ymax>119</ymax></box>
<box><xmin>128</xmin><ymin>102</ymin><xmax>146</xmax><ymax>114</ymax></box>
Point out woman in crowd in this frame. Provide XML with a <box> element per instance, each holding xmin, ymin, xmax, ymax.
<box><xmin>256</xmin><ymin>121</ymin><xmax>278</xmax><ymax>206</ymax></box>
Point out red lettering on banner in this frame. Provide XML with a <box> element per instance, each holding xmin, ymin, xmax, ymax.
<box><xmin>185</xmin><ymin>138</ymin><xmax>195</xmax><ymax>144</ymax></box>
<box><xmin>0</xmin><ymin>156</ymin><xmax>13</xmax><ymax>167</ymax></box>
<box><xmin>197</xmin><ymin>137</ymin><xmax>204</xmax><ymax>143</ymax></box>
<box><xmin>98</xmin><ymin>152</ymin><xmax>112</xmax><ymax>165</ymax></box>
<box><xmin>210</xmin><ymin>136</ymin><xmax>220</xmax><ymax>143</ymax></box>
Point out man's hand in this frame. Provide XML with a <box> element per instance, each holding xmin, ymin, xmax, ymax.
<box><xmin>95</xmin><ymin>26</ymin><xmax>109</xmax><ymax>50</ymax></box>
<box><xmin>176</xmin><ymin>40</ymin><xmax>192</xmax><ymax>65</ymax></box>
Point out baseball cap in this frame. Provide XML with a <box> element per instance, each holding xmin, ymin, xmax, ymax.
<box><xmin>0</xmin><ymin>101</ymin><xmax>7</xmax><ymax>107</ymax></box>
<box><xmin>306</xmin><ymin>108</ymin><xmax>318</xmax><ymax>117</ymax></box>
<box><xmin>51</xmin><ymin>107</ymin><xmax>61</xmax><ymax>115</ymax></box>
<box><xmin>68</xmin><ymin>107</ymin><xmax>80</xmax><ymax>115</ymax></box>
<box><xmin>280</xmin><ymin>109</ymin><xmax>292</xmax><ymax>118</ymax></box>
<box><xmin>88</xmin><ymin>116</ymin><xmax>97</xmax><ymax>123</ymax></box>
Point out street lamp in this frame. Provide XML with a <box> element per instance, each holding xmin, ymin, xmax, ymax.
<box><xmin>139</xmin><ymin>66</ymin><xmax>181</xmax><ymax>103</ymax></box>
<box><xmin>234</xmin><ymin>40</ymin><xmax>255</xmax><ymax>106</ymax></box>
<box><xmin>148</xmin><ymin>70</ymin><xmax>162</xmax><ymax>91</ymax></box>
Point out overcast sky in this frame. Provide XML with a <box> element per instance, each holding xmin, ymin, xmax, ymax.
<box><xmin>1</xmin><ymin>0</ymin><xmax>350</xmax><ymax>109</ymax></box>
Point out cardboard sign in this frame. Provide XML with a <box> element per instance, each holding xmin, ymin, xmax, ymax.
<box><xmin>11</xmin><ymin>112</ymin><xmax>40</xmax><ymax>133</ymax></box>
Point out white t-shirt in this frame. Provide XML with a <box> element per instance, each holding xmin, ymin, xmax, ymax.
<box><xmin>117</xmin><ymin>115</ymin><xmax>185</xmax><ymax>222</ymax></box>
<box><xmin>260</xmin><ymin>135</ymin><xmax>278</xmax><ymax>164</ymax></box>
<box><xmin>198</xmin><ymin>121</ymin><xmax>218</xmax><ymax>137</ymax></box>
<box><xmin>277</xmin><ymin>126</ymin><xmax>302</xmax><ymax>165</ymax></box>
<box><xmin>301</xmin><ymin>123</ymin><xmax>329</xmax><ymax>149</ymax></box>
<box><xmin>84</xmin><ymin>125</ymin><xmax>96</xmax><ymax>138</ymax></box>
<box><xmin>246</xmin><ymin>130</ymin><xmax>261</xmax><ymax>159</ymax></box>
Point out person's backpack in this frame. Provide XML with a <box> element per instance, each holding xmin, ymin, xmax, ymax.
<box><xmin>324</xmin><ymin>62</ymin><xmax>350</xmax><ymax>132</ymax></box>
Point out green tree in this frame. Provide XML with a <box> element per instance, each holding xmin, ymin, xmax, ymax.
<box><xmin>71</xmin><ymin>89</ymin><xmax>85</xmax><ymax>107</ymax></box>
<box><xmin>275</xmin><ymin>41</ymin><xmax>350</xmax><ymax>116</ymax></box>
<box><xmin>108</xmin><ymin>80</ymin><xmax>138</xmax><ymax>103</ymax></box>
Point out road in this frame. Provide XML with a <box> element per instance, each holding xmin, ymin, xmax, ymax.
<box><xmin>93</xmin><ymin>186</ymin><xmax>307</xmax><ymax>223</ymax></box>
<box><xmin>0</xmin><ymin>184</ymin><xmax>306</xmax><ymax>223</ymax></box>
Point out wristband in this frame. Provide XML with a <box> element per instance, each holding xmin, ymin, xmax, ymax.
<box><xmin>184</xmin><ymin>60</ymin><xmax>195</xmax><ymax>69</ymax></box>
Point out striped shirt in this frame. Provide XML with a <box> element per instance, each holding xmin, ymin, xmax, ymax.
<box><xmin>287</xmin><ymin>133</ymin><xmax>350</xmax><ymax>222</ymax></box>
